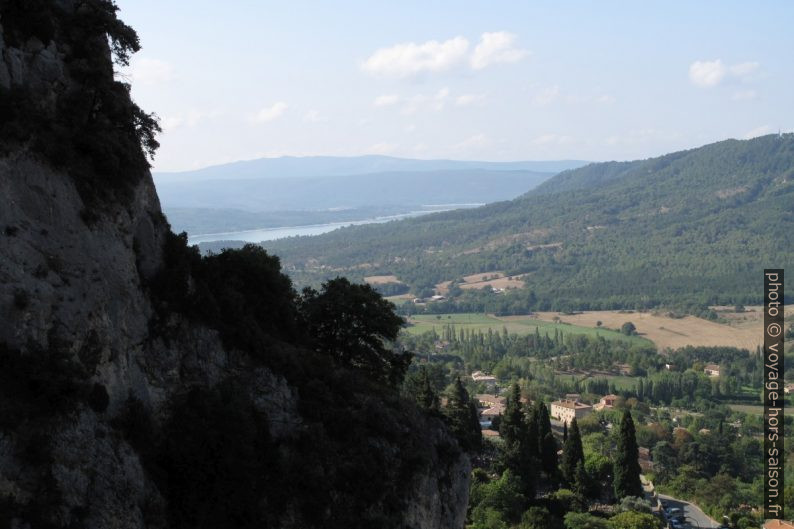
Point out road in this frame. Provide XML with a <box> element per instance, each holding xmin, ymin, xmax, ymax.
<box><xmin>658</xmin><ymin>494</ymin><xmax>721</xmax><ymax>528</ymax></box>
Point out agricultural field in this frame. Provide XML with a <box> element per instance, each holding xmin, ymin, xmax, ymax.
<box><xmin>729</xmin><ymin>404</ymin><xmax>794</xmax><ymax>416</ymax></box>
<box><xmin>555</xmin><ymin>373</ymin><xmax>639</xmax><ymax>391</ymax></box>
<box><xmin>532</xmin><ymin>310</ymin><xmax>762</xmax><ymax>352</ymax></box>
<box><xmin>434</xmin><ymin>271</ymin><xmax>525</xmax><ymax>294</ymax></box>
<box><xmin>403</xmin><ymin>313</ymin><xmax>653</xmax><ymax>346</ymax></box>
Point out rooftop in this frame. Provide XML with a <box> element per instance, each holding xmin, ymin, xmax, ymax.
<box><xmin>552</xmin><ymin>399</ymin><xmax>592</xmax><ymax>410</ymax></box>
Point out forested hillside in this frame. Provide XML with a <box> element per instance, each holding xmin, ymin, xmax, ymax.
<box><xmin>265</xmin><ymin>135</ymin><xmax>794</xmax><ymax>310</ymax></box>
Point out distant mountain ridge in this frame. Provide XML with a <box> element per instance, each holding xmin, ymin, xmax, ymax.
<box><xmin>155</xmin><ymin>156</ymin><xmax>587</xmax><ymax>233</ymax></box>
<box><xmin>262</xmin><ymin>135</ymin><xmax>794</xmax><ymax>309</ymax></box>
<box><xmin>157</xmin><ymin>168</ymin><xmax>556</xmax><ymax>212</ymax></box>
<box><xmin>154</xmin><ymin>155</ymin><xmax>587</xmax><ymax>183</ymax></box>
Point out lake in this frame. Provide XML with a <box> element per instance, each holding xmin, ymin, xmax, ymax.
<box><xmin>187</xmin><ymin>204</ymin><xmax>481</xmax><ymax>245</ymax></box>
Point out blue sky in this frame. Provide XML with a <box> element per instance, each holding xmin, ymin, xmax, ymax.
<box><xmin>115</xmin><ymin>1</ymin><xmax>794</xmax><ymax>171</ymax></box>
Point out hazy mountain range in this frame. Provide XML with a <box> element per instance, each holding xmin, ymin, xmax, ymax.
<box><xmin>154</xmin><ymin>156</ymin><xmax>587</xmax><ymax>234</ymax></box>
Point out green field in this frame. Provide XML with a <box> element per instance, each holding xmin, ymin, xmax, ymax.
<box><xmin>729</xmin><ymin>404</ymin><xmax>794</xmax><ymax>416</ymax></box>
<box><xmin>403</xmin><ymin>313</ymin><xmax>654</xmax><ymax>347</ymax></box>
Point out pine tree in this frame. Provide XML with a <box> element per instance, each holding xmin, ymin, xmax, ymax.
<box><xmin>613</xmin><ymin>409</ymin><xmax>643</xmax><ymax>499</ymax></box>
<box><xmin>561</xmin><ymin>418</ymin><xmax>584</xmax><ymax>485</ymax></box>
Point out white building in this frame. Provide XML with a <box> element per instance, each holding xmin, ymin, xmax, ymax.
<box><xmin>551</xmin><ymin>399</ymin><xmax>592</xmax><ymax>425</ymax></box>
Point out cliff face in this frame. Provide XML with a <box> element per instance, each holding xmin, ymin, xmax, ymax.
<box><xmin>0</xmin><ymin>5</ymin><xmax>469</xmax><ymax>529</ymax></box>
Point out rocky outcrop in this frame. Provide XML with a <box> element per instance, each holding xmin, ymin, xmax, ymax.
<box><xmin>0</xmin><ymin>7</ymin><xmax>469</xmax><ymax>528</ymax></box>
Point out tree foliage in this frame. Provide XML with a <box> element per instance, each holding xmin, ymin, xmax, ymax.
<box><xmin>300</xmin><ymin>277</ymin><xmax>409</xmax><ymax>385</ymax></box>
<box><xmin>561</xmin><ymin>418</ymin><xmax>585</xmax><ymax>485</ymax></box>
<box><xmin>0</xmin><ymin>0</ymin><xmax>161</xmax><ymax>204</ymax></box>
<box><xmin>443</xmin><ymin>378</ymin><xmax>482</xmax><ymax>452</ymax></box>
<box><xmin>270</xmin><ymin>134</ymin><xmax>794</xmax><ymax>310</ymax></box>
<box><xmin>613</xmin><ymin>410</ymin><xmax>643</xmax><ymax>500</ymax></box>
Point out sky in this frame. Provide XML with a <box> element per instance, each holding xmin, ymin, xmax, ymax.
<box><xmin>114</xmin><ymin>1</ymin><xmax>794</xmax><ymax>172</ymax></box>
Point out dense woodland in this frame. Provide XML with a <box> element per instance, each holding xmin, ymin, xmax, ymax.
<box><xmin>267</xmin><ymin>135</ymin><xmax>794</xmax><ymax>312</ymax></box>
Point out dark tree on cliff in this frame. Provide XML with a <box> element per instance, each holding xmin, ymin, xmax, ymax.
<box><xmin>443</xmin><ymin>378</ymin><xmax>481</xmax><ymax>452</ymax></box>
<box><xmin>299</xmin><ymin>277</ymin><xmax>409</xmax><ymax>386</ymax></box>
<box><xmin>561</xmin><ymin>418</ymin><xmax>584</xmax><ymax>485</ymax></box>
<box><xmin>613</xmin><ymin>409</ymin><xmax>643</xmax><ymax>499</ymax></box>
<box><xmin>0</xmin><ymin>0</ymin><xmax>161</xmax><ymax>202</ymax></box>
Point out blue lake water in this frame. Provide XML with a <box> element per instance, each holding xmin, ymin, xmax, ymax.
<box><xmin>187</xmin><ymin>204</ymin><xmax>482</xmax><ymax>245</ymax></box>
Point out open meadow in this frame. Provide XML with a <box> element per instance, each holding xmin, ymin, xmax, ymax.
<box><xmin>532</xmin><ymin>310</ymin><xmax>762</xmax><ymax>351</ymax></box>
<box><xmin>403</xmin><ymin>313</ymin><xmax>653</xmax><ymax>346</ymax></box>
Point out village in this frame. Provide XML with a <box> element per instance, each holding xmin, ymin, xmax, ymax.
<box><xmin>465</xmin><ymin>359</ymin><xmax>788</xmax><ymax>529</ymax></box>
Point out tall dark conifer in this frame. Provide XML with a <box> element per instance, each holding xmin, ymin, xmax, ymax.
<box><xmin>498</xmin><ymin>383</ymin><xmax>535</xmax><ymax>497</ymax></box>
<box><xmin>535</xmin><ymin>401</ymin><xmax>557</xmax><ymax>475</ymax></box>
<box><xmin>561</xmin><ymin>418</ymin><xmax>584</xmax><ymax>485</ymax></box>
<box><xmin>443</xmin><ymin>378</ymin><xmax>481</xmax><ymax>452</ymax></box>
<box><xmin>613</xmin><ymin>409</ymin><xmax>643</xmax><ymax>499</ymax></box>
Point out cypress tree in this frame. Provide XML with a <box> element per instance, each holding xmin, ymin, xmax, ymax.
<box><xmin>561</xmin><ymin>418</ymin><xmax>584</xmax><ymax>485</ymax></box>
<box><xmin>444</xmin><ymin>378</ymin><xmax>481</xmax><ymax>452</ymax></box>
<box><xmin>500</xmin><ymin>383</ymin><xmax>525</xmax><ymax>448</ymax></box>
<box><xmin>573</xmin><ymin>461</ymin><xmax>589</xmax><ymax>497</ymax></box>
<box><xmin>526</xmin><ymin>401</ymin><xmax>540</xmax><ymax>457</ymax></box>
<box><xmin>536</xmin><ymin>401</ymin><xmax>557</xmax><ymax>474</ymax></box>
<box><xmin>541</xmin><ymin>431</ymin><xmax>558</xmax><ymax>475</ymax></box>
<box><xmin>613</xmin><ymin>409</ymin><xmax>643</xmax><ymax>499</ymax></box>
<box><xmin>562</xmin><ymin>420</ymin><xmax>568</xmax><ymax>442</ymax></box>
<box><xmin>499</xmin><ymin>383</ymin><xmax>535</xmax><ymax>497</ymax></box>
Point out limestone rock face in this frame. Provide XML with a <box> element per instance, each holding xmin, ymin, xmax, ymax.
<box><xmin>0</xmin><ymin>15</ymin><xmax>469</xmax><ymax>529</ymax></box>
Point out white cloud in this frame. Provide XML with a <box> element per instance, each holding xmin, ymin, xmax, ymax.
<box><xmin>689</xmin><ymin>60</ymin><xmax>726</xmax><ymax>87</ymax></box>
<box><xmin>471</xmin><ymin>31</ymin><xmax>528</xmax><ymax>70</ymax></box>
<box><xmin>455</xmin><ymin>93</ymin><xmax>485</xmax><ymax>106</ymax></box>
<box><xmin>161</xmin><ymin>109</ymin><xmax>221</xmax><ymax>131</ymax></box>
<box><xmin>595</xmin><ymin>94</ymin><xmax>616</xmax><ymax>104</ymax></box>
<box><xmin>128</xmin><ymin>57</ymin><xmax>175</xmax><ymax>86</ymax></box>
<box><xmin>689</xmin><ymin>59</ymin><xmax>760</xmax><ymax>87</ymax></box>
<box><xmin>743</xmin><ymin>125</ymin><xmax>772</xmax><ymax>139</ymax></box>
<box><xmin>362</xmin><ymin>31</ymin><xmax>527</xmax><ymax>77</ymax></box>
<box><xmin>362</xmin><ymin>36</ymin><xmax>469</xmax><ymax>77</ymax></box>
<box><xmin>250</xmin><ymin>102</ymin><xmax>288</xmax><ymax>123</ymax></box>
<box><xmin>729</xmin><ymin>61</ymin><xmax>759</xmax><ymax>77</ymax></box>
<box><xmin>373</xmin><ymin>94</ymin><xmax>401</xmax><ymax>107</ymax></box>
